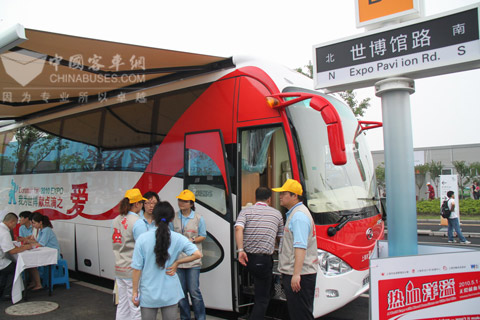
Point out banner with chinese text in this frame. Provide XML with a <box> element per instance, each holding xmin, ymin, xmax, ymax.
<box><xmin>370</xmin><ymin>248</ymin><xmax>480</xmax><ymax>319</ymax></box>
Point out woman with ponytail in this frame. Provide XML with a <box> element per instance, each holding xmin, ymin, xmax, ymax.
<box><xmin>112</xmin><ymin>188</ymin><xmax>146</xmax><ymax>320</ymax></box>
<box><xmin>131</xmin><ymin>201</ymin><xmax>201</xmax><ymax>320</ymax></box>
<box><xmin>24</xmin><ymin>212</ymin><xmax>61</xmax><ymax>290</ymax></box>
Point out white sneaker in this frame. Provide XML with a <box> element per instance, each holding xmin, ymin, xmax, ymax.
<box><xmin>460</xmin><ymin>240</ymin><xmax>471</xmax><ymax>244</ymax></box>
<box><xmin>448</xmin><ymin>240</ymin><xmax>455</xmax><ymax>243</ymax></box>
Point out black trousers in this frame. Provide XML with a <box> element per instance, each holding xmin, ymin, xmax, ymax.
<box><xmin>282</xmin><ymin>273</ymin><xmax>317</xmax><ymax>320</ymax></box>
<box><xmin>246</xmin><ymin>253</ymin><xmax>273</xmax><ymax>320</ymax></box>
<box><xmin>0</xmin><ymin>261</ymin><xmax>15</xmax><ymax>298</ymax></box>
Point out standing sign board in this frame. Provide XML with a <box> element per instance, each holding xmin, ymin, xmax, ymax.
<box><xmin>313</xmin><ymin>4</ymin><xmax>480</xmax><ymax>92</ymax></box>
<box><xmin>440</xmin><ymin>174</ymin><xmax>460</xmax><ymax>218</ymax></box>
<box><xmin>370</xmin><ymin>241</ymin><xmax>480</xmax><ymax>319</ymax></box>
<box><xmin>355</xmin><ymin>0</ymin><xmax>422</xmax><ymax>29</ymax></box>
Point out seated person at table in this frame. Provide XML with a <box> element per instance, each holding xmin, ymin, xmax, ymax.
<box><xmin>17</xmin><ymin>211</ymin><xmax>40</xmax><ymax>288</ymax></box>
<box><xmin>23</xmin><ymin>212</ymin><xmax>61</xmax><ymax>290</ymax></box>
<box><xmin>0</xmin><ymin>213</ymin><xmax>34</xmax><ymax>300</ymax></box>
<box><xmin>18</xmin><ymin>211</ymin><xmax>36</xmax><ymax>242</ymax></box>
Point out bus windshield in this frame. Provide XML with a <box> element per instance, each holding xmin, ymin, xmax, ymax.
<box><xmin>285</xmin><ymin>89</ymin><xmax>378</xmax><ymax>224</ymax></box>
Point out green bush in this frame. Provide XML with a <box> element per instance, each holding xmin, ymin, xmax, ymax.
<box><xmin>416</xmin><ymin>198</ymin><xmax>480</xmax><ymax>216</ymax></box>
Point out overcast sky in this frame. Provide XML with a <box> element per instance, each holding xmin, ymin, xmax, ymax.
<box><xmin>1</xmin><ymin>0</ymin><xmax>479</xmax><ymax>151</ymax></box>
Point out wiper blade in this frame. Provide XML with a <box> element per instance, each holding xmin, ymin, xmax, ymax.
<box><xmin>327</xmin><ymin>215</ymin><xmax>353</xmax><ymax>237</ymax></box>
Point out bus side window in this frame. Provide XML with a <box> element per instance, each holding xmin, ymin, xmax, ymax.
<box><xmin>184</xmin><ymin>131</ymin><xmax>230</xmax><ymax>216</ymax></box>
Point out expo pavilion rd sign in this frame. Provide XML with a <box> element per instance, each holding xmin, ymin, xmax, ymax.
<box><xmin>313</xmin><ymin>5</ymin><xmax>480</xmax><ymax>92</ymax></box>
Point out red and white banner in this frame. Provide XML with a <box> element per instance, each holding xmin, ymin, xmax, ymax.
<box><xmin>370</xmin><ymin>246</ymin><xmax>480</xmax><ymax>319</ymax></box>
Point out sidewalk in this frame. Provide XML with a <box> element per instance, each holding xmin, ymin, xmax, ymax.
<box><xmin>0</xmin><ymin>280</ymin><xmax>114</xmax><ymax>320</ymax></box>
<box><xmin>0</xmin><ymin>278</ymin><xmax>228</xmax><ymax>320</ymax></box>
<box><xmin>384</xmin><ymin>219</ymin><xmax>480</xmax><ymax>238</ymax></box>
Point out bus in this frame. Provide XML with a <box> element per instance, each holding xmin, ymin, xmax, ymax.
<box><xmin>0</xmin><ymin>44</ymin><xmax>384</xmax><ymax>317</ymax></box>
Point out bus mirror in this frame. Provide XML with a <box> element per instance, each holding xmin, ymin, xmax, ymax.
<box><xmin>309</xmin><ymin>96</ymin><xmax>347</xmax><ymax>166</ymax></box>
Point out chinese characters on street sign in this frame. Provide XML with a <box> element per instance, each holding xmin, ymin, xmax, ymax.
<box><xmin>314</xmin><ymin>5</ymin><xmax>480</xmax><ymax>92</ymax></box>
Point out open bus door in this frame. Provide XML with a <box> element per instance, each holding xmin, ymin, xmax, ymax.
<box><xmin>183</xmin><ymin>130</ymin><xmax>235</xmax><ymax>311</ymax></box>
<box><xmin>236</xmin><ymin>124</ymin><xmax>292</xmax><ymax>315</ymax></box>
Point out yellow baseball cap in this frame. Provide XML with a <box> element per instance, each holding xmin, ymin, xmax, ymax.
<box><xmin>272</xmin><ymin>179</ymin><xmax>303</xmax><ymax>196</ymax></box>
<box><xmin>176</xmin><ymin>189</ymin><xmax>196</xmax><ymax>202</ymax></box>
<box><xmin>124</xmin><ymin>188</ymin><xmax>147</xmax><ymax>204</ymax></box>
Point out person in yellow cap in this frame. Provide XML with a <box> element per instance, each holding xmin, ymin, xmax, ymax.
<box><xmin>169</xmin><ymin>189</ymin><xmax>206</xmax><ymax>320</ymax></box>
<box><xmin>112</xmin><ymin>188</ymin><xmax>146</xmax><ymax>320</ymax></box>
<box><xmin>272</xmin><ymin>179</ymin><xmax>318</xmax><ymax>320</ymax></box>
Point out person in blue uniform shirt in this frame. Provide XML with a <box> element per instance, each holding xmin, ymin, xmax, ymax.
<box><xmin>23</xmin><ymin>212</ymin><xmax>61</xmax><ymax>290</ymax></box>
<box><xmin>170</xmin><ymin>189</ymin><xmax>207</xmax><ymax>320</ymax></box>
<box><xmin>131</xmin><ymin>201</ymin><xmax>201</xmax><ymax>320</ymax></box>
<box><xmin>273</xmin><ymin>179</ymin><xmax>318</xmax><ymax>320</ymax></box>
<box><xmin>18</xmin><ymin>211</ymin><xmax>34</xmax><ymax>241</ymax></box>
<box><xmin>133</xmin><ymin>191</ymin><xmax>160</xmax><ymax>240</ymax></box>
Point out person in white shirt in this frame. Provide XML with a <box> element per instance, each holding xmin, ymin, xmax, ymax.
<box><xmin>446</xmin><ymin>191</ymin><xmax>471</xmax><ymax>244</ymax></box>
<box><xmin>0</xmin><ymin>212</ymin><xmax>34</xmax><ymax>300</ymax></box>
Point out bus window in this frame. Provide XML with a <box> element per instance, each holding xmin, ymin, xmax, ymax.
<box><xmin>200</xmin><ymin>232</ymin><xmax>224</xmax><ymax>271</ymax></box>
<box><xmin>59</xmin><ymin>139</ymin><xmax>98</xmax><ymax>172</ymax></box>
<box><xmin>0</xmin><ymin>132</ymin><xmax>11</xmax><ymax>174</ymax></box>
<box><xmin>184</xmin><ymin>131</ymin><xmax>230</xmax><ymax>216</ymax></box>
<box><xmin>1</xmin><ymin>126</ymin><xmax>60</xmax><ymax>174</ymax></box>
<box><xmin>102</xmin><ymin>147</ymin><xmax>150</xmax><ymax>171</ymax></box>
<box><xmin>239</xmin><ymin>126</ymin><xmax>290</xmax><ymax>209</ymax></box>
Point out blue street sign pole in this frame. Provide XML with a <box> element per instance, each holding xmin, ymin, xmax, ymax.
<box><xmin>375</xmin><ymin>77</ymin><xmax>418</xmax><ymax>257</ymax></box>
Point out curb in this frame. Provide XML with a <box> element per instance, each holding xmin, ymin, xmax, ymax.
<box><xmin>384</xmin><ymin>229</ymin><xmax>480</xmax><ymax>238</ymax></box>
<box><xmin>417</xmin><ymin>219</ymin><xmax>480</xmax><ymax>223</ymax></box>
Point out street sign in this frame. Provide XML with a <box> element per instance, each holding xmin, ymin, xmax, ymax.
<box><xmin>314</xmin><ymin>4</ymin><xmax>480</xmax><ymax>92</ymax></box>
<box><xmin>355</xmin><ymin>0</ymin><xmax>421</xmax><ymax>28</ymax></box>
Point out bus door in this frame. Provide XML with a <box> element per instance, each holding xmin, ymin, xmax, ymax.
<box><xmin>236</xmin><ymin>125</ymin><xmax>292</xmax><ymax>312</ymax></box>
<box><xmin>183</xmin><ymin>130</ymin><xmax>234</xmax><ymax>311</ymax></box>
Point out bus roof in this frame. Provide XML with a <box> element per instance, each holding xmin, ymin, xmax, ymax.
<box><xmin>0</xmin><ymin>27</ymin><xmax>234</xmax><ymax>121</ymax></box>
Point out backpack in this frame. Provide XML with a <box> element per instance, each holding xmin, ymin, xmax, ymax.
<box><xmin>441</xmin><ymin>200</ymin><xmax>451</xmax><ymax>219</ymax></box>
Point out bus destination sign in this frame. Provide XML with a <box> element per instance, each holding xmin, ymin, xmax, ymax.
<box><xmin>313</xmin><ymin>5</ymin><xmax>480</xmax><ymax>92</ymax></box>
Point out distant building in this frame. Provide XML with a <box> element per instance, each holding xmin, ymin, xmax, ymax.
<box><xmin>371</xmin><ymin>143</ymin><xmax>480</xmax><ymax>200</ymax></box>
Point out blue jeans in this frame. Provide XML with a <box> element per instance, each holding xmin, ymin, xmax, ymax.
<box><xmin>177</xmin><ymin>268</ymin><xmax>206</xmax><ymax>320</ymax></box>
<box><xmin>448</xmin><ymin>217</ymin><xmax>467</xmax><ymax>242</ymax></box>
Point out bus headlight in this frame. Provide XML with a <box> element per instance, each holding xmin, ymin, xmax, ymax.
<box><xmin>318</xmin><ymin>250</ymin><xmax>352</xmax><ymax>276</ymax></box>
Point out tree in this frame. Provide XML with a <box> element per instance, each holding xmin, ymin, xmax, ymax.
<box><xmin>294</xmin><ymin>61</ymin><xmax>313</xmax><ymax>79</ymax></box>
<box><xmin>415</xmin><ymin>164</ymin><xmax>429</xmax><ymax>200</ymax></box>
<box><xmin>13</xmin><ymin>126</ymin><xmax>59</xmax><ymax>174</ymax></box>
<box><xmin>375</xmin><ymin>163</ymin><xmax>386</xmax><ymax>196</ymax></box>
<box><xmin>9</xmin><ymin>126</ymin><xmax>88</xmax><ymax>174</ymax></box>
<box><xmin>470</xmin><ymin>161</ymin><xmax>480</xmax><ymax>182</ymax></box>
<box><xmin>337</xmin><ymin>90</ymin><xmax>371</xmax><ymax>118</ymax></box>
<box><xmin>428</xmin><ymin>161</ymin><xmax>443</xmax><ymax>198</ymax></box>
<box><xmin>295</xmin><ymin>61</ymin><xmax>371</xmax><ymax>117</ymax></box>
<box><xmin>452</xmin><ymin>160</ymin><xmax>471</xmax><ymax>199</ymax></box>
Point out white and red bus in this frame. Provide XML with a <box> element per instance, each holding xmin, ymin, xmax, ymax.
<box><xmin>0</xmin><ymin>51</ymin><xmax>383</xmax><ymax>317</ymax></box>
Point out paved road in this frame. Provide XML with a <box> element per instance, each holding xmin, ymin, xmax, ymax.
<box><xmin>2</xmin><ymin>220</ymin><xmax>476</xmax><ymax>320</ymax></box>
<box><xmin>319</xmin><ymin>221</ymin><xmax>480</xmax><ymax>320</ymax></box>
<box><xmin>413</xmin><ymin>219</ymin><xmax>480</xmax><ymax>246</ymax></box>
